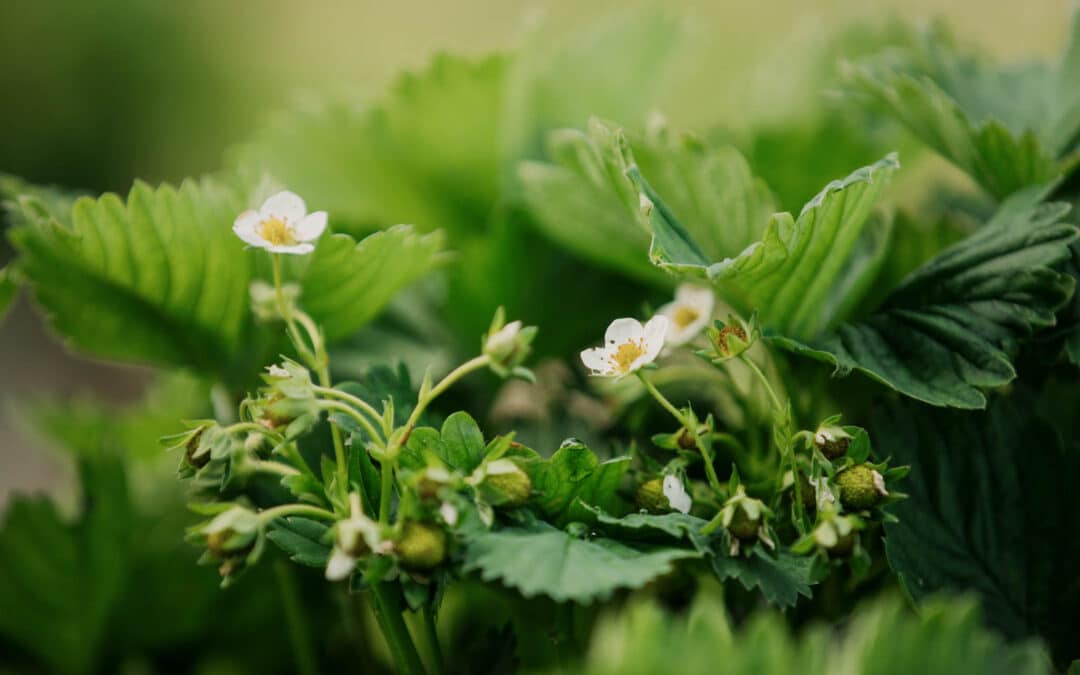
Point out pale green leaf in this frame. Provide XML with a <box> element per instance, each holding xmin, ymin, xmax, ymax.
<box><xmin>876</xmin><ymin>392</ymin><xmax>1080</xmax><ymax>666</ymax></box>
<box><xmin>520</xmin><ymin>118</ymin><xmax>774</xmax><ymax>286</ymax></box>
<box><xmin>461</xmin><ymin>520</ymin><xmax>699</xmax><ymax>604</ymax></box>
<box><xmin>640</xmin><ymin>153</ymin><xmax>899</xmax><ymax>338</ymax></box>
<box><xmin>843</xmin><ymin>17</ymin><xmax>1080</xmax><ymax>198</ymax></box>
<box><xmin>300</xmin><ymin>226</ymin><xmax>445</xmax><ymax>342</ymax></box>
<box><xmin>234</xmin><ymin>54</ymin><xmax>507</xmax><ymax>236</ymax></box>
<box><xmin>10</xmin><ymin>178</ymin><xmax>254</xmax><ymax>372</ymax></box>
<box><xmin>769</xmin><ymin>197</ymin><xmax>1078</xmax><ymax>408</ymax></box>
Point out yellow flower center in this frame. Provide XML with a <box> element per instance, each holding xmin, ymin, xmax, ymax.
<box><xmin>673</xmin><ymin>306</ymin><xmax>700</xmax><ymax>329</ymax></box>
<box><xmin>259</xmin><ymin>217</ymin><xmax>298</xmax><ymax>247</ymax></box>
<box><xmin>612</xmin><ymin>339</ymin><xmax>646</xmax><ymax>374</ymax></box>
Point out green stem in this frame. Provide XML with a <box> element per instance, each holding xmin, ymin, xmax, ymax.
<box><xmin>275</xmin><ymin>561</ymin><xmax>321</xmax><ymax>675</ymax></box>
<box><xmin>739</xmin><ymin>355</ymin><xmax>783</xmax><ymax>414</ymax></box>
<box><xmin>637</xmin><ymin>372</ymin><xmax>724</xmax><ymax>494</ymax></box>
<box><xmin>272</xmin><ymin>254</ymin><xmax>318</xmax><ymax>366</ymax></box>
<box><xmin>225</xmin><ymin>421</ymin><xmax>283</xmax><ymax>441</ymax></box>
<box><xmin>251</xmin><ymin>460</ymin><xmax>301</xmax><ymax>477</ymax></box>
<box><xmin>313</xmin><ymin>386</ymin><xmax>386</xmax><ymax>444</ymax></box>
<box><xmin>320</xmin><ymin>400</ymin><xmax>385</xmax><ymax>457</ymax></box>
<box><xmin>370</xmin><ymin>584</ymin><xmax>427</xmax><ymax>675</ymax></box>
<box><xmin>421</xmin><ymin>605</ymin><xmax>445</xmax><ymax>675</ymax></box>
<box><xmin>378</xmin><ymin>458</ymin><xmax>395</xmax><ymax>526</ymax></box>
<box><xmin>258</xmin><ymin>503</ymin><xmax>336</xmax><ymax>524</ymax></box>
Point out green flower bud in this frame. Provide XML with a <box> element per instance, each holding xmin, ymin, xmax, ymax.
<box><xmin>635</xmin><ymin>478</ymin><xmax>669</xmax><ymax>514</ymax></box>
<box><xmin>477</xmin><ymin>460</ymin><xmax>532</xmax><ymax>507</ymax></box>
<box><xmin>677</xmin><ymin>428</ymin><xmax>697</xmax><ymax>450</ymax></box>
<box><xmin>704</xmin><ymin>313</ymin><xmax>759</xmax><ymax>361</ymax></box>
<box><xmin>395</xmin><ymin>521</ymin><xmax>447</xmax><ymax>570</ymax></box>
<box><xmin>483</xmin><ymin>308</ymin><xmax>537</xmax><ymax>378</ymax></box>
<box><xmin>814</xmin><ymin>426</ymin><xmax>852</xmax><ymax>460</ymax></box>
<box><xmin>836</xmin><ymin>464</ymin><xmax>888</xmax><ymax>510</ymax></box>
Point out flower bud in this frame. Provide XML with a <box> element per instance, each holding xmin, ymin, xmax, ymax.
<box><xmin>476</xmin><ymin>459</ymin><xmax>532</xmax><ymax>508</ymax></box>
<box><xmin>704</xmin><ymin>314</ymin><xmax>758</xmax><ymax>361</ymax></box>
<box><xmin>414</xmin><ymin>466</ymin><xmax>455</xmax><ymax>502</ymax></box>
<box><xmin>718</xmin><ymin>486</ymin><xmax>770</xmax><ymax>545</ymax></box>
<box><xmin>727</xmin><ymin>508</ymin><xmax>760</xmax><ymax>541</ymax></box>
<box><xmin>676</xmin><ymin>428</ymin><xmax>697</xmax><ymax>450</ymax></box>
<box><xmin>395</xmin><ymin>521</ymin><xmax>448</xmax><ymax>571</ymax></box>
<box><xmin>814</xmin><ymin>426</ymin><xmax>852</xmax><ymax>460</ymax></box>
<box><xmin>836</xmin><ymin>464</ymin><xmax>888</xmax><ymax>510</ymax></box>
<box><xmin>483</xmin><ymin>308</ymin><xmax>537</xmax><ymax>378</ymax></box>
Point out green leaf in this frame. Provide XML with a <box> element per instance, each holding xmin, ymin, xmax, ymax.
<box><xmin>0</xmin><ymin>265</ymin><xmax>16</xmax><ymax>321</ymax></box>
<box><xmin>639</xmin><ymin>153</ymin><xmax>899</xmax><ymax>338</ymax></box>
<box><xmin>301</xmin><ymin>226</ymin><xmax>445</xmax><ymax>342</ymax></box>
<box><xmin>709</xmin><ymin>548</ymin><xmax>814</xmax><ymax>608</ymax></box>
<box><xmin>876</xmin><ymin>393</ymin><xmax>1080</xmax><ymax>667</ymax></box>
<box><xmin>519</xmin><ymin>117</ymin><xmax>774</xmax><ymax>285</ymax></box>
<box><xmin>526</xmin><ymin>441</ymin><xmax>631</xmax><ymax>526</ymax></box>
<box><xmin>0</xmin><ymin>455</ymin><xmax>131</xmax><ymax>675</ymax></box>
<box><xmin>235</xmin><ymin>54</ymin><xmax>507</xmax><ymax>235</ymax></box>
<box><xmin>9</xmin><ymin>178</ymin><xmax>254</xmax><ymax>372</ymax></box>
<box><xmin>567</xmin><ymin>592</ymin><xmax>1053</xmax><ymax>675</ymax></box>
<box><xmin>265</xmin><ymin>517</ymin><xmax>332</xmax><ymax>568</ymax></box>
<box><xmin>461</xmin><ymin>520</ymin><xmax>699</xmax><ymax>603</ymax></box>
<box><xmin>582</xmin><ymin>505</ymin><xmax>709</xmax><ymax>547</ymax></box>
<box><xmin>769</xmin><ymin>197</ymin><xmax>1078</xmax><ymax>408</ymax></box>
<box><xmin>400</xmin><ymin>411</ymin><xmax>488</xmax><ymax>475</ymax></box>
<box><xmin>843</xmin><ymin>18</ymin><xmax>1080</xmax><ymax>198</ymax></box>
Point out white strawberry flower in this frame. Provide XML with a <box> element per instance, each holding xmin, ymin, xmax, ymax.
<box><xmin>580</xmin><ymin>316</ymin><xmax>669</xmax><ymax>378</ymax></box>
<box><xmin>233</xmin><ymin>191</ymin><xmax>327</xmax><ymax>255</ymax></box>
<box><xmin>657</xmin><ymin>284</ymin><xmax>714</xmax><ymax>346</ymax></box>
<box><xmin>662</xmin><ymin>475</ymin><xmax>692</xmax><ymax>514</ymax></box>
<box><xmin>325</xmin><ymin>511</ymin><xmax>384</xmax><ymax>582</ymax></box>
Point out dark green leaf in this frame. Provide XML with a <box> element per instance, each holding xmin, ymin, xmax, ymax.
<box><xmin>709</xmin><ymin>548</ymin><xmax>814</xmax><ymax>608</ymax></box>
<box><xmin>266</xmin><ymin>517</ymin><xmax>332</xmax><ymax>568</ymax></box>
<box><xmin>876</xmin><ymin>393</ymin><xmax>1080</xmax><ymax>666</ymax></box>
<box><xmin>461</xmin><ymin>520</ymin><xmax>699</xmax><ymax>603</ymax></box>
<box><xmin>771</xmin><ymin>197</ymin><xmax>1078</xmax><ymax>408</ymax></box>
<box><xmin>438</xmin><ymin>412</ymin><xmax>487</xmax><ymax>475</ymax></box>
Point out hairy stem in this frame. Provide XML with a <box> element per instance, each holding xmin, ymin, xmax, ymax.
<box><xmin>275</xmin><ymin>561</ymin><xmax>321</xmax><ymax>675</ymax></box>
<box><xmin>637</xmin><ymin>372</ymin><xmax>724</xmax><ymax>493</ymax></box>
<box><xmin>370</xmin><ymin>584</ymin><xmax>427</xmax><ymax>675</ymax></box>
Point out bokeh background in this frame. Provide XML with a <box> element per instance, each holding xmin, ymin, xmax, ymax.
<box><xmin>0</xmin><ymin>0</ymin><xmax>1073</xmax><ymax>512</ymax></box>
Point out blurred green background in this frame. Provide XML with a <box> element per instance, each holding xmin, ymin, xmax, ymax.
<box><xmin>0</xmin><ymin>0</ymin><xmax>1072</xmax><ymax>509</ymax></box>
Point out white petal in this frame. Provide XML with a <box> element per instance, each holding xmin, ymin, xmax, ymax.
<box><xmin>266</xmin><ymin>243</ymin><xmax>316</xmax><ymax>255</ymax></box>
<box><xmin>295</xmin><ymin>211</ymin><xmax>328</xmax><ymax>241</ymax></box>
<box><xmin>872</xmin><ymin>470</ymin><xmax>888</xmax><ymax>496</ymax></box>
<box><xmin>439</xmin><ymin>502</ymin><xmax>459</xmax><ymax>526</ymax></box>
<box><xmin>580</xmin><ymin>347</ymin><xmax>613</xmax><ymax>375</ymax></box>
<box><xmin>604</xmin><ymin>317</ymin><xmax>645</xmax><ymax>347</ymax></box>
<box><xmin>641</xmin><ymin>315</ymin><xmax>669</xmax><ymax>361</ymax></box>
<box><xmin>662</xmin><ymin>475</ymin><xmax>692</xmax><ymax>514</ymax></box>
<box><xmin>325</xmin><ymin>548</ymin><xmax>356</xmax><ymax>581</ymax></box>
<box><xmin>233</xmin><ymin>210</ymin><xmax>268</xmax><ymax>247</ymax></box>
<box><xmin>260</xmin><ymin>191</ymin><xmax>306</xmax><ymax>223</ymax></box>
<box><xmin>675</xmin><ymin>283</ymin><xmax>715</xmax><ymax>314</ymax></box>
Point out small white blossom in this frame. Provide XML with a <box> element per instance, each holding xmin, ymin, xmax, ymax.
<box><xmin>580</xmin><ymin>316</ymin><xmax>669</xmax><ymax>378</ymax></box>
<box><xmin>325</xmin><ymin>511</ymin><xmax>381</xmax><ymax>582</ymax></box>
<box><xmin>809</xmin><ymin>475</ymin><xmax>836</xmax><ymax>511</ymax></box>
<box><xmin>485</xmin><ymin>320</ymin><xmax>522</xmax><ymax>356</ymax></box>
<box><xmin>233</xmin><ymin>191</ymin><xmax>327</xmax><ymax>255</ymax></box>
<box><xmin>657</xmin><ymin>284</ymin><xmax>714</xmax><ymax>346</ymax></box>
<box><xmin>662</xmin><ymin>475</ymin><xmax>692</xmax><ymax>514</ymax></box>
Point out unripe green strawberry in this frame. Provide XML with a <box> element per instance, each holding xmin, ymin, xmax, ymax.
<box><xmin>635</xmin><ymin>478</ymin><xmax>669</xmax><ymax>513</ymax></box>
<box><xmin>813</xmin><ymin>426</ymin><xmax>851</xmax><ymax>460</ymax></box>
<box><xmin>478</xmin><ymin>460</ymin><xmax>532</xmax><ymax>507</ymax></box>
<box><xmin>727</xmin><ymin>507</ymin><xmax>760</xmax><ymax>541</ymax></box>
<box><xmin>395</xmin><ymin>522</ymin><xmax>447</xmax><ymax>570</ymax></box>
<box><xmin>836</xmin><ymin>464</ymin><xmax>887</xmax><ymax>510</ymax></box>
